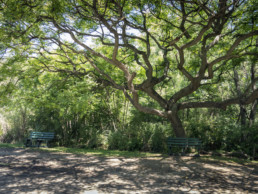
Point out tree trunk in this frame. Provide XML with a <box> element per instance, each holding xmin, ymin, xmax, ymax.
<box><xmin>168</xmin><ymin>112</ymin><xmax>186</xmax><ymax>137</ymax></box>
<box><xmin>240</xmin><ymin>106</ymin><xmax>247</xmax><ymax>127</ymax></box>
<box><xmin>233</xmin><ymin>69</ymin><xmax>247</xmax><ymax>127</ymax></box>
<box><xmin>249</xmin><ymin>62</ymin><xmax>257</xmax><ymax>127</ymax></box>
<box><xmin>249</xmin><ymin>99</ymin><xmax>257</xmax><ymax>127</ymax></box>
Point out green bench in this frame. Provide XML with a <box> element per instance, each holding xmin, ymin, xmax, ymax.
<box><xmin>167</xmin><ymin>137</ymin><xmax>202</xmax><ymax>156</ymax></box>
<box><xmin>25</xmin><ymin>132</ymin><xmax>55</xmax><ymax>148</ymax></box>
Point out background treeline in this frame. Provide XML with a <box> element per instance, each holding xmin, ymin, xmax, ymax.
<box><xmin>0</xmin><ymin>66</ymin><xmax>257</xmax><ymax>158</ymax></box>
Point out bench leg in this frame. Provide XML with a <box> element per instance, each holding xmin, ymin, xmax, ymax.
<box><xmin>197</xmin><ymin>146</ymin><xmax>200</xmax><ymax>156</ymax></box>
<box><xmin>46</xmin><ymin>140</ymin><xmax>50</xmax><ymax>148</ymax></box>
<box><xmin>182</xmin><ymin>147</ymin><xmax>186</xmax><ymax>156</ymax></box>
<box><xmin>25</xmin><ymin>139</ymin><xmax>32</xmax><ymax>147</ymax></box>
<box><xmin>168</xmin><ymin>145</ymin><xmax>172</xmax><ymax>156</ymax></box>
<box><xmin>36</xmin><ymin>140</ymin><xmax>42</xmax><ymax>148</ymax></box>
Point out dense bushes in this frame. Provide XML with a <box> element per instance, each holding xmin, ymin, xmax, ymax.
<box><xmin>185</xmin><ymin>111</ymin><xmax>258</xmax><ymax>158</ymax></box>
<box><xmin>224</xmin><ymin>125</ymin><xmax>258</xmax><ymax>158</ymax></box>
<box><xmin>108</xmin><ymin>122</ymin><xmax>170</xmax><ymax>152</ymax></box>
<box><xmin>0</xmin><ymin>108</ymin><xmax>27</xmax><ymax>143</ymax></box>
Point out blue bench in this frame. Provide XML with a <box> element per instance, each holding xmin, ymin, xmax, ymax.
<box><xmin>25</xmin><ymin>132</ymin><xmax>55</xmax><ymax>147</ymax></box>
<box><xmin>167</xmin><ymin>137</ymin><xmax>202</xmax><ymax>156</ymax></box>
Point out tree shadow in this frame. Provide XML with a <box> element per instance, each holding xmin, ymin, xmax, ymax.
<box><xmin>0</xmin><ymin>148</ymin><xmax>257</xmax><ymax>193</ymax></box>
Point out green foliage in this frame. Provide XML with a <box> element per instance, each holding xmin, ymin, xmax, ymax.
<box><xmin>0</xmin><ymin>107</ymin><xmax>28</xmax><ymax>143</ymax></box>
<box><xmin>185</xmin><ymin>107</ymin><xmax>258</xmax><ymax>158</ymax></box>
<box><xmin>108</xmin><ymin>121</ymin><xmax>171</xmax><ymax>152</ymax></box>
<box><xmin>223</xmin><ymin>124</ymin><xmax>258</xmax><ymax>157</ymax></box>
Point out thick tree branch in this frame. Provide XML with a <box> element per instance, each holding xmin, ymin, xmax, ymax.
<box><xmin>179</xmin><ymin>88</ymin><xmax>258</xmax><ymax>110</ymax></box>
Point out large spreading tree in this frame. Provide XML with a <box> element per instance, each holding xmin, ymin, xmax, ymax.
<box><xmin>0</xmin><ymin>0</ymin><xmax>257</xmax><ymax>137</ymax></box>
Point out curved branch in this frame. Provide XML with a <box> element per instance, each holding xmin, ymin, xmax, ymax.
<box><xmin>123</xmin><ymin>90</ymin><xmax>166</xmax><ymax>118</ymax></box>
<box><xmin>179</xmin><ymin>88</ymin><xmax>258</xmax><ymax>110</ymax></box>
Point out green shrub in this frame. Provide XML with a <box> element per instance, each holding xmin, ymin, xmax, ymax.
<box><xmin>107</xmin><ymin>122</ymin><xmax>171</xmax><ymax>152</ymax></box>
<box><xmin>108</xmin><ymin>130</ymin><xmax>129</xmax><ymax>150</ymax></box>
<box><xmin>150</xmin><ymin>127</ymin><xmax>167</xmax><ymax>152</ymax></box>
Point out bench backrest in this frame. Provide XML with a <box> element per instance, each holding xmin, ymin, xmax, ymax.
<box><xmin>187</xmin><ymin>138</ymin><xmax>202</xmax><ymax>146</ymax></box>
<box><xmin>167</xmin><ymin>137</ymin><xmax>201</xmax><ymax>146</ymax></box>
<box><xmin>29</xmin><ymin>132</ymin><xmax>55</xmax><ymax>140</ymax></box>
<box><xmin>167</xmin><ymin>137</ymin><xmax>187</xmax><ymax>146</ymax></box>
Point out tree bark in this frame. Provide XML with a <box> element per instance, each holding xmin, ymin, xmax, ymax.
<box><xmin>249</xmin><ymin>99</ymin><xmax>257</xmax><ymax>127</ymax></box>
<box><xmin>249</xmin><ymin>62</ymin><xmax>257</xmax><ymax>127</ymax></box>
<box><xmin>233</xmin><ymin>69</ymin><xmax>247</xmax><ymax>127</ymax></box>
<box><xmin>168</xmin><ymin>112</ymin><xmax>186</xmax><ymax>137</ymax></box>
<box><xmin>239</xmin><ymin>106</ymin><xmax>247</xmax><ymax>126</ymax></box>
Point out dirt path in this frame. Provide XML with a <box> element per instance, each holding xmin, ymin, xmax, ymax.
<box><xmin>0</xmin><ymin>148</ymin><xmax>257</xmax><ymax>193</ymax></box>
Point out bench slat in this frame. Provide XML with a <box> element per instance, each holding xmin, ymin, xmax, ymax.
<box><xmin>30</xmin><ymin>132</ymin><xmax>55</xmax><ymax>140</ymax></box>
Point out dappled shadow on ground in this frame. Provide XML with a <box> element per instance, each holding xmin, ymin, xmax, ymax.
<box><xmin>0</xmin><ymin>148</ymin><xmax>257</xmax><ymax>193</ymax></box>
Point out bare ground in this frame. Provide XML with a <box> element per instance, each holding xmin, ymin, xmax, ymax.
<box><xmin>0</xmin><ymin>148</ymin><xmax>257</xmax><ymax>194</ymax></box>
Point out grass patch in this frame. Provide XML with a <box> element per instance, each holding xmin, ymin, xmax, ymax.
<box><xmin>41</xmin><ymin>147</ymin><xmax>162</xmax><ymax>158</ymax></box>
<box><xmin>0</xmin><ymin>143</ymin><xmax>162</xmax><ymax>158</ymax></box>
<box><xmin>198</xmin><ymin>155</ymin><xmax>258</xmax><ymax>165</ymax></box>
<box><xmin>0</xmin><ymin>143</ymin><xmax>24</xmax><ymax>148</ymax></box>
<box><xmin>0</xmin><ymin>143</ymin><xmax>256</xmax><ymax>163</ymax></box>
